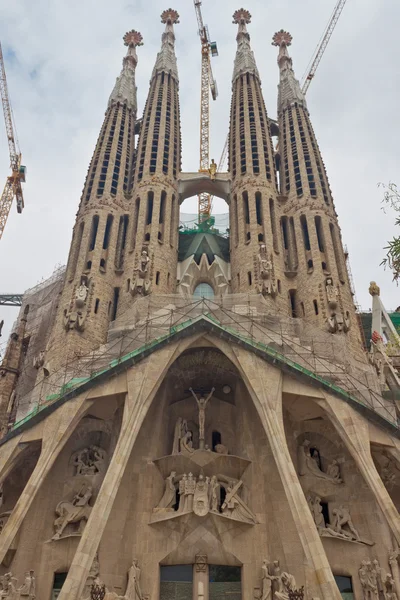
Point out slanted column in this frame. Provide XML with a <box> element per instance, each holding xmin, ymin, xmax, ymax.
<box><xmin>57</xmin><ymin>340</ymin><xmax>183</xmax><ymax>600</ymax></box>
<box><xmin>320</xmin><ymin>393</ymin><xmax>400</xmax><ymax>544</ymax></box>
<box><xmin>228</xmin><ymin>346</ymin><xmax>342</xmax><ymax>600</ymax></box>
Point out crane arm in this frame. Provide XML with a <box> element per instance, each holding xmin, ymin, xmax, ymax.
<box><xmin>0</xmin><ymin>179</ymin><xmax>15</xmax><ymax>239</ymax></box>
<box><xmin>0</xmin><ymin>42</ymin><xmax>19</xmax><ymax>171</ymax></box>
<box><xmin>301</xmin><ymin>0</ymin><xmax>347</xmax><ymax>95</ymax></box>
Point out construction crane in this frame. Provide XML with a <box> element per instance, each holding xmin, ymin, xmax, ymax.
<box><xmin>301</xmin><ymin>0</ymin><xmax>347</xmax><ymax>94</ymax></box>
<box><xmin>193</xmin><ymin>0</ymin><xmax>218</xmax><ymax>225</ymax></box>
<box><xmin>0</xmin><ymin>41</ymin><xmax>26</xmax><ymax>240</ymax></box>
<box><xmin>212</xmin><ymin>0</ymin><xmax>347</xmax><ymax>196</ymax></box>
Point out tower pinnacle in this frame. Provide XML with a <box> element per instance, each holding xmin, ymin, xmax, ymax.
<box><xmin>232</xmin><ymin>8</ymin><xmax>260</xmax><ymax>84</ymax></box>
<box><xmin>152</xmin><ymin>8</ymin><xmax>180</xmax><ymax>83</ymax></box>
<box><xmin>272</xmin><ymin>30</ymin><xmax>307</xmax><ymax>113</ymax></box>
<box><xmin>108</xmin><ymin>30</ymin><xmax>143</xmax><ymax>111</ymax></box>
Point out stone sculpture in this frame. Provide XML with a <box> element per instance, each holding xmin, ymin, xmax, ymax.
<box><xmin>0</xmin><ymin>571</ymin><xmax>36</xmax><ymax>600</ymax></box>
<box><xmin>384</xmin><ymin>573</ymin><xmax>398</xmax><ymax>600</ymax></box>
<box><xmin>152</xmin><ymin>471</ymin><xmax>256</xmax><ymax>524</ymax></box>
<box><xmin>64</xmin><ymin>277</ymin><xmax>92</xmax><ymax>332</ymax></box>
<box><xmin>73</xmin><ymin>446</ymin><xmax>107</xmax><ymax>476</ymax></box>
<box><xmin>189</xmin><ymin>387</ymin><xmax>215</xmax><ymax>449</ymax></box>
<box><xmin>259</xmin><ymin>560</ymin><xmax>302</xmax><ymax>600</ymax></box>
<box><xmin>153</xmin><ymin>471</ymin><xmax>176</xmax><ymax>512</ymax></box>
<box><xmin>297</xmin><ymin>440</ymin><xmax>342</xmax><ymax>483</ymax></box>
<box><xmin>359</xmin><ymin>560</ymin><xmax>384</xmax><ymax>600</ymax></box>
<box><xmin>209</xmin><ymin>158</ymin><xmax>217</xmax><ymax>180</ymax></box>
<box><xmin>325</xmin><ymin>277</ymin><xmax>350</xmax><ymax>334</ymax></box>
<box><xmin>33</xmin><ymin>350</ymin><xmax>45</xmax><ymax>370</ymax></box>
<box><xmin>130</xmin><ymin>250</ymin><xmax>151</xmax><ymax>297</ymax></box>
<box><xmin>18</xmin><ymin>571</ymin><xmax>35</xmax><ymax>598</ymax></box>
<box><xmin>331</xmin><ymin>505</ymin><xmax>360</xmax><ymax>541</ymax></box>
<box><xmin>52</xmin><ymin>485</ymin><xmax>93</xmax><ymax>540</ymax></box>
<box><xmin>125</xmin><ymin>560</ymin><xmax>143</xmax><ymax>600</ymax></box>
<box><xmin>193</xmin><ymin>474</ymin><xmax>210</xmax><ymax>516</ymax></box>
<box><xmin>172</xmin><ymin>417</ymin><xmax>187</xmax><ymax>454</ymax></box>
<box><xmin>221</xmin><ymin>479</ymin><xmax>257</xmax><ymax>524</ymax></box>
<box><xmin>307</xmin><ymin>495</ymin><xmax>325</xmax><ymax>529</ymax></box>
<box><xmin>257</xmin><ymin>244</ymin><xmax>277</xmax><ymax>297</ymax></box>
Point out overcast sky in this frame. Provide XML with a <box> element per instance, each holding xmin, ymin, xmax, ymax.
<box><xmin>0</xmin><ymin>0</ymin><xmax>398</xmax><ymax>344</ymax></box>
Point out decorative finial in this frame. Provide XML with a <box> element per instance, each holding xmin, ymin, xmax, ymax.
<box><xmin>369</xmin><ymin>281</ymin><xmax>381</xmax><ymax>297</ymax></box>
<box><xmin>272</xmin><ymin>29</ymin><xmax>293</xmax><ymax>47</ymax></box>
<box><xmin>161</xmin><ymin>8</ymin><xmax>180</xmax><ymax>24</ymax></box>
<box><xmin>123</xmin><ymin>30</ymin><xmax>143</xmax><ymax>47</ymax></box>
<box><xmin>232</xmin><ymin>8</ymin><xmax>251</xmax><ymax>25</ymax></box>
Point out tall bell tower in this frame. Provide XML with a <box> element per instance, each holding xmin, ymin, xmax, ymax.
<box><xmin>46</xmin><ymin>30</ymin><xmax>142</xmax><ymax>367</ymax></box>
<box><xmin>228</xmin><ymin>10</ymin><xmax>286</xmax><ymax>310</ymax></box>
<box><xmin>273</xmin><ymin>30</ymin><xmax>363</xmax><ymax>349</ymax></box>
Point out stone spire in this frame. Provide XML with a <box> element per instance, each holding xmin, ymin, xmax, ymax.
<box><xmin>0</xmin><ymin>305</ymin><xmax>29</xmax><ymax>435</ymax></box>
<box><xmin>108</xmin><ymin>30</ymin><xmax>143</xmax><ymax>111</ymax></box>
<box><xmin>272</xmin><ymin>30</ymin><xmax>307</xmax><ymax>114</ymax></box>
<box><xmin>152</xmin><ymin>8</ymin><xmax>180</xmax><ymax>83</ymax></box>
<box><xmin>232</xmin><ymin>8</ymin><xmax>260</xmax><ymax>84</ymax></box>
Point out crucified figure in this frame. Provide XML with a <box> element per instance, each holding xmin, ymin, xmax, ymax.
<box><xmin>189</xmin><ymin>387</ymin><xmax>215</xmax><ymax>449</ymax></box>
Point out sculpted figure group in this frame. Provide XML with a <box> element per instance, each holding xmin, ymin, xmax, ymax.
<box><xmin>298</xmin><ymin>440</ymin><xmax>342</xmax><ymax>484</ymax></box>
<box><xmin>64</xmin><ymin>277</ymin><xmax>91</xmax><ymax>332</ymax></box>
<box><xmin>307</xmin><ymin>495</ymin><xmax>361</xmax><ymax>542</ymax></box>
<box><xmin>153</xmin><ymin>471</ymin><xmax>256</xmax><ymax>524</ymax></box>
<box><xmin>52</xmin><ymin>485</ymin><xmax>93</xmax><ymax>540</ymax></box>
<box><xmin>261</xmin><ymin>559</ymin><xmax>303</xmax><ymax>600</ymax></box>
<box><xmin>0</xmin><ymin>571</ymin><xmax>35</xmax><ymax>599</ymax></box>
<box><xmin>359</xmin><ymin>559</ymin><xmax>398</xmax><ymax>600</ymax></box>
<box><xmin>86</xmin><ymin>560</ymin><xmax>143</xmax><ymax>600</ymax></box>
<box><xmin>73</xmin><ymin>446</ymin><xmax>107</xmax><ymax>476</ymax></box>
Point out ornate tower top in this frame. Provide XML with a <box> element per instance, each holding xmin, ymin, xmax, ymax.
<box><xmin>152</xmin><ymin>8</ymin><xmax>180</xmax><ymax>82</ymax></box>
<box><xmin>272</xmin><ymin>30</ymin><xmax>307</xmax><ymax>113</ymax></box>
<box><xmin>232</xmin><ymin>8</ymin><xmax>259</xmax><ymax>84</ymax></box>
<box><xmin>108</xmin><ymin>29</ymin><xmax>143</xmax><ymax>111</ymax></box>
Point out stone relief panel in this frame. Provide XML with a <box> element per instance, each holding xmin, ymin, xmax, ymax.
<box><xmin>130</xmin><ymin>250</ymin><xmax>153</xmax><ymax>297</ymax></box>
<box><xmin>358</xmin><ymin>558</ymin><xmax>397</xmax><ymax>600</ymax></box>
<box><xmin>260</xmin><ymin>558</ymin><xmax>304</xmax><ymax>600</ymax></box>
<box><xmin>64</xmin><ymin>275</ymin><xmax>94</xmax><ymax>332</ymax></box>
<box><xmin>307</xmin><ymin>494</ymin><xmax>372</xmax><ymax>545</ymax></box>
<box><xmin>52</xmin><ymin>484</ymin><xmax>93</xmax><ymax>540</ymax></box>
<box><xmin>0</xmin><ymin>570</ymin><xmax>36</xmax><ymax>599</ymax></box>
<box><xmin>71</xmin><ymin>446</ymin><xmax>107</xmax><ymax>477</ymax></box>
<box><xmin>297</xmin><ymin>439</ymin><xmax>342</xmax><ymax>484</ymax></box>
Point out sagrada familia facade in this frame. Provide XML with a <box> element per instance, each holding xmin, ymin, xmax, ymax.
<box><xmin>0</xmin><ymin>7</ymin><xmax>400</xmax><ymax>600</ymax></box>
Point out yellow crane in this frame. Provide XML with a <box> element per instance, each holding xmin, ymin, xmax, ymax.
<box><xmin>193</xmin><ymin>0</ymin><xmax>218</xmax><ymax>225</ymax></box>
<box><xmin>0</xmin><ymin>41</ymin><xmax>26</xmax><ymax>240</ymax></box>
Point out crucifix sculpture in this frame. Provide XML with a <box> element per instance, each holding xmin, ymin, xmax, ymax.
<box><xmin>189</xmin><ymin>387</ymin><xmax>215</xmax><ymax>450</ymax></box>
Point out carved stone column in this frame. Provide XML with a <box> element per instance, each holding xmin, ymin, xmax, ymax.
<box><xmin>57</xmin><ymin>341</ymin><xmax>187</xmax><ymax>600</ymax></box>
<box><xmin>227</xmin><ymin>346</ymin><xmax>342</xmax><ymax>600</ymax></box>
<box><xmin>194</xmin><ymin>554</ymin><xmax>208</xmax><ymax>600</ymax></box>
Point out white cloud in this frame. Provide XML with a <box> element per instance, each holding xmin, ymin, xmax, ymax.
<box><xmin>0</xmin><ymin>0</ymin><xmax>398</xmax><ymax>346</ymax></box>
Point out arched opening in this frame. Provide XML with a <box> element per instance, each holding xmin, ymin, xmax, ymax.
<box><xmin>193</xmin><ymin>282</ymin><xmax>214</xmax><ymax>300</ymax></box>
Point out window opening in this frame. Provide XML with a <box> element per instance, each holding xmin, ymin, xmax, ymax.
<box><xmin>103</xmin><ymin>215</ymin><xmax>113</xmax><ymax>249</ymax></box>
<box><xmin>255</xmin><ymin>191</ymin><xmax>263</xmax><ymax>225</ymax></box>
<box><xmin>89</xmin><ymin>215</ymin><xmax>99</xmax><ymax>251</ymax></box>
<box><xmin>248</xmin><ymin>271</ymin><xmax>252</xmax><ymax>286</ymax></box>
<box><xmin>159</xmin><ymin>190</ymin><xmax>166</xmax><ymax>224</ymax></box>
<box><xmin>131</xmin><ymin>197</ymin><xmax>140</xmax><ymax>250</ymax></box>
<box><xmin>94</xmin><ymin>299</ymin><xmax>100</xmax><ymax>314</ymax></box>
<box><xmin>193</xmin><ymin>283</ymin><xmax>214</xmax><ymax>299</ymax></box>
<box><xmin>212</xmin><ymin>431</ymin><xmax>222</xmax><ymax>451</ymax></box>
<box><xmin>300</xmin><ymin>215</ymin><xmax>311</xmax><ymax>250</ymax></box>
<box><xmin>111</xmin><ymin>287</ymin><xmax>120</xmax><ymax>321</ymax></box>
<box><xmin>160</xmin><ymin>565</ymin><xmax>193</xmax><ymax>600</ymax></box>
<box><xmin>310</xmin><ymin>447</ymin><xmax>322</xmax><ymax>469</ymax></box>
<box><xmin>156</xmin><ymin>271</ymin><xmax>160</xmax><ymax>285</ymax></box>
<box><xmin>99</xmin><ymin>258</ymin><xmax>106</xmax><ymax>272</ymax></box>
<box><xmin>52</xmin><ymin>573</ymin><xmax>68</xmax><ymax>600</ymax></box>
<box><xmin>315</xmin><ymin>216</ymin><xmax>325</xmax><ymax>252</ymax></box>
<box><xmin>209</xmin><ymin>565</ymin><xmax>241</xmax><ymax>600</ymax></box>
<box><xmin>243</xmin><ymin>191</ymin><xmax>250</xmax><ymax>224</ymax></box>
<box><xmin>334</xmin><ymin>575</ymin><xmax>354</xmax><ymax>600</ymax></box>
<box><xmin>289</xmin><ymin>289</ymin><xmax>297</xmax><ymax>318</ymax></box>
<box><xmin>313</xmin><ymin>299</ymin><xmax>319</xmax><ymax>315</ymax></box>
<box><xmin>146</xmin><ymin>191</ymin><xmax>154</xmax><ymax>225</ymax></box>
<box><xmin>69</xmin><ymin>221</ymin><xmax>84</xmax><ymax>280</ymax></box>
